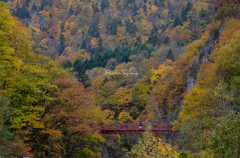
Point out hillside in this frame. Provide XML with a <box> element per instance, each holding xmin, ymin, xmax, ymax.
<box><xmin>1</xmin><ymin>0</ymin><xmax>240</xmax><ymax>157</ymax></box>
<box><xmin>4</xmin><ymin>0</ymin><xmax>217</xmax><ymax>85</ymax></box>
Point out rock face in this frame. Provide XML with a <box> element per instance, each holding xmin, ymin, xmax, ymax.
<box><xmin>186</xmin><ymin>25</ymin><xmax>225</xmax><ymax>92</ymax></box>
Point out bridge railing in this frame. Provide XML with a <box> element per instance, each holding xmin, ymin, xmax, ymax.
<box><xmin>100</xmin><ymin>123</ymin><xmax>172</xmax><ymax>131</ymax></box>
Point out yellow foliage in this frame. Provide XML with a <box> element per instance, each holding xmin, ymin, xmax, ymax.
<box><xmin>130</xmin><ymin>129</ymin><xmax>179</xmax><ymax>158</ymax></box>
<box><xmin>162</xmin><ymin>9</ymin><xmax>169</xmax><ymax>18</ymax></box>
<box><xmin>39</xmin><ymin>10</ymin><xmax>50</xmax><ymax>19</ymax></box>
<box><xmin>219</xmin><ymin>19</ymin><xmax>240</xmax><ymax>46</ymax></box>
<box><xmin>150</xmin><ymin>5</ymin><xmax>158</xmax><ymax>14</ymax></box>
<box><xmin>134</xmin><ymin>8</ymin><xmax>153</xmax><ymax>35</ymax></box>
<box><xmin>141</xmin><ymin>35</ymin><xmax>148</xmax><ymax>44</ymax></box>
<box><xmin>90</xmin><ymin>38</ymin><xmax>98</xmax><ymax>48</ymax></box>
<box><xmin>40</xmin><ymin>38</ymin><xmax>48</xmax><ymax>49</ymax></box>
<box><xmin>29</xmin><ymin>24</ymin><xmax>41</xmax><ymax>35</ymax></box>
<box><xmin>118</xmin><ymin>111</ymin><xmax>133</xmax><ymax>123</ymax></box>
<box><xmin>180</xmin><ymin>29</ymin><xmax>192</xmax><ymax>42</ymax></box>
<box><xmin>151</xmin><ymin>60</ymin><xmax>173</xmax><ymax>83</ymax></box>
<box><xmin>180</xmin><ymin>86</ymin><xmax>213</xmax><ymax>121</ymax></box>
<box><xmin>117</xmin><ymin>26</ymin><xmax>127</xmax><ymax>42</ymax></box>
<box><xmin>104</xmin><ymin>110</ymin><xmax>115</xmax><ymax>124</ymax></box>
<box><xmin>193</xmin><ymin>1</ymin><xmax>209</xmax><ymax>14</ymax></box>
<box><xmin>114</xmin><ymin>86</ymin><xmax>133</xmax><ymax>110</ymax></box>
<box><xmin>92</xmin><ymin>76</ymin><xmax>105</xmax><ymax>90</ymax></box>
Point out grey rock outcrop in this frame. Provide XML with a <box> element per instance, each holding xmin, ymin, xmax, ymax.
<box><xmin>186</xmin><ymin>24</ymin><xmax>225</xmax><ymax>92</ymax></box>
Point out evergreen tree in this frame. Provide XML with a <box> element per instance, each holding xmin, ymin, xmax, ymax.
<box><xmin>181</xmin><ymin>6</ymin><xmax>187</xmax><ymax>21</ymax></box>
<box><xmin>92</xmin><ymin>2</ymin><xmax>100</xmax><ymax>13</ymax></box>
<box><xmin>62</xmin><ymin>60</ymin><xmax>73</xmax><ymax>68</ymax></box>
<box><xmin>20</xmin><ymin>3</ymin><xmax>30</xmax><ymax>19</ymax></box>
<box><xmin>200</xmin><ymin>8</ymin><xmax>206</xmax><ymax>19</ymax></box>
<box><xmin>15</xmin><ymin>0</ymin><xmax>21</xmax><ymax>16</ymax></box>
<box><xmin>181</xmin><ymin>2</ymin><xmax>192</xmax><ymax>22</ymax></box>
<box><xmin>148</xmin><ymin>26</ymin><xmax>160</xmax><ymax>46</ymax></box>
<box><xmin>41</xmin><ymin>0</ymin><xmax>48</xmax><ymax>10</ymax></box>
<box><xmin>26</xmin><ymin>0</ymin><xmax>31</xmax><ymax>7</ymax></box>
<box><xmin>59</xmin><ymin>33</ymin><xmax>65</xmax><ymax>55</ymax></box>
<box><xmin>69</xmin><ymin>5</ymin><xmax>74</xmax><ymax>15</ymax></box>
<box><xmin>110</xmin><ymin>18</ymin><xmax>118</xmax><ymax>35</ymax></box>
<box><xmin>16</xmin><ymin>1</ymin><xmax>30</xmax><ymax>19</ymax></box>
<box><xmin>101</xmin><ymin>0</ymin><xmax>110</xmax><ymax>11</ymax></box>
<box><xmin>31</xmin><ymin>3</ymin><xmax>38</xmax><ymax>12</ymax></box>
<box><xmin>143</xmin><ymin>4</ymin><xmax>147</xmax><ymax>12</ymax></box>
<box><xmin>99</xmin><ymin>36</ymin><xmax>103</xmax><ymax>48</ymax></box>
<box><xmin>126</xmin><ymin>19</ymin><xmax>137</xmax><ymax>34</ymax></box>
<box><xmin>166</xmin><ymin>49</ymin><xmax>175</xmax><ymax>61</ymax></box>
<box><xmin>173</xmin><ymin>16</ymin><xmax>182</xmax><ymax>27</ymax></box>
<box><xmin>186</xmin><ymin>1</ymin><xmax>192</xmax><ymax>12</ymax></box>
<box><xmin>88</xmin><ymin>20</ymin><xmax>99</xmax><ymax>37</ymax></box>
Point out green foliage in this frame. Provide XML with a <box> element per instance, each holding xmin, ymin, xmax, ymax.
<box><xmin>4</xmin><ymin>0</ymin><xmax>214</xmax><ymax>59</ymax></box>
<box><xmin>207</xmin><ymin>112</ymin><xmax>240</xmax><ymax>157</ymax></box>
<box><xmin>88</xmin><ymin>20</ymin><xmax>100</xmax><ymax>38</ymax></box>
<box><xmin>128</xmin><ymin>126</ymin><xmax>179</xmax><ymax>158</ymax></box>
<box><xmin>71</xmin><ymin>46</ymin><xmax>151</xmax><ymax>86</ymax></box>
<box><xmin>176</xmin><ymin>19</ymin><xmax>240</xmax><ymax>155</ymax></box>
<box><xmin>132</xmin><ymin>76</ymin><xmax>152</xmax><ymax>110</ymax></box>
<box><xmin>16</xmin><ymin>2</ymin><xmax>30</xmax><ymax>19</ymax></box>
<box><xmin>109</xmin><ymin>18</ymin><xmax>119</xmax><ymax>35</ymax></box>
<box><xmin>1</xmin><ymin>0</ymin><xmax>240</xmax><ymax>157</ymax></box>
<box><xmin>173</xmin><ymin>16</ymin><xmax>182</xmax><ymax>27</ymax></box>
<box><xmin>0</xmin><ymin>95</ymin><xmax>12</xmax><ymax>157</ymax></box>
<box><xmin>0</xmin><ymin>4</ymin><xmax>105</xmax><ymax>157</ymax></box>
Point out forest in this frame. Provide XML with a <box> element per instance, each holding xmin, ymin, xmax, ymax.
<box><xmin>0</xmin><ymin>0</ymin><xmax>240</xmax><ymax>157</ymax></box>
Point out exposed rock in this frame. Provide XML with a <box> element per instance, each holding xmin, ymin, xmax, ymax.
<box><xmin>186</xmin><ymin>24</ymin><xmax>225</xmax><ymax>92</ymax></box>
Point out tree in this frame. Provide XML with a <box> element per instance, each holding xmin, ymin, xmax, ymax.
<box><xmin>200</xmin><ymin>8</ymin><xmax>206</xmax><ymax>19</ymax></box>
<box><xmin>126</xmin><ymin>19</ymin><xmax>137</xmax><ymax>34</ymax></box>
<box><xmin>132</xmin><ymin>76</ymin><xmax>152</xmax><ymax>109</ymax></box>
<box><xmin>0</xmin><ymin>95</ymin><xmax>12</xmax><ymax>157</ymax></box>
<box><xmin>101</xmin><ymin>0</ymin><xmax>110</xmax><ymax>11</ymax></box>
<box><xmin>40</xmin><ymin>0</ymin><xmax>49</xmax><ymax>10</ymax></box>
<box><xmin>181</xmin><ymin>2</ymin><xmax>192</xmax><ymax>22</ymax></box>
<box><xmin>118</xmin><ymin>111</ymin><xmax>133</xmax><ymax>123</ymax></box>
<box><xmin>15</xmin><ymin>0</ymin><xmax>30</xmax><ymax>19</ymax></box>
<box><xmin>110</xmin><ymin>18</ymin><xmax>118</xmax><ymax>35</ymax></box>
<box><xmin>215</xmin><ymin>0</ymin><xmax>238</xmax><ymax>19</ymax></box>
<box><xmin>69</xmin><ymin>5</ymin><xmax>74</xmax><ymax>15</ymax></box>
<box><xmin>173</xmin><ymin>16</ymin><xmax>182</xmax><ymax>27</ymax></box>
<box><xmin>113</xmin><ymin>86</ymin><xmax>133</xmax><ymax>111</ymax></box>
<box><xmin>128</xmin><ymin>126</ymin><xmax>179</xmax><ymax>158</ymax></box>
<box><xmin>181</xmin><ymin>6</ymin><xmax>188</xmax><ymax>21</ymax></box>
<box><xmin>48</xmin><ymin>25</ymin><xmax>58</xmax><ymax>38</ymax></box>
<box><xmin>207</xmin><ymin>112</ymin><xmax>240</xmax><ymax>157</ymax></box>
<box><xmin>88</xmin><ymin>20</ymin><xmax>99</xmax><ymax>38</ymax></box>
<box><xmin>186</xmin><ymin>1</ymin><xmax>192</xmax><ymax>12</ymax></box>
<box><xmin>105</xmin><ymin>58</ymin><xmax>118</xmax><ymax>70</ymax></box>
<box><xmin>134</xmin><ymin>9</ymin><xmax>153</xmax><ymax>35</ymax></box>
<box><xmin>33</xmin><ymin>78</ymin><xmax>105</xmax><ymax>157</ymax></box>
<box><xmin>166</xmin><ymin>49</ymin><xmax>175</xmax><ymax>61</ymax></box>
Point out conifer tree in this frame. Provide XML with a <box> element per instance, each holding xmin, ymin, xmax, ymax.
<box><xmin>101</xmin><ymin>0</ymin><xmax>110</xmax><ymax>11</ymax></box>
<box><xmin>166</xmin><ymin>49</ymin><xmax>175</xmax><ymax>61</ymax></box>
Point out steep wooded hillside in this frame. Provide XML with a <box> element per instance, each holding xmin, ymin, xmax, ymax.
<box><xmin>4</xmin><ymin>0</ymin><xmax>219</xmax><ymax>85</ymax></box>
<box><xmin>1</xmin><ymin>0</ymin><xmax>240</xmax><ymax>157</ymax></box>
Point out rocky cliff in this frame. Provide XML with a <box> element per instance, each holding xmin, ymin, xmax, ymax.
<box><xmin>186</xmin><ymin>24</ymin><xmax>225</xmax><ymax>92</ymax></box>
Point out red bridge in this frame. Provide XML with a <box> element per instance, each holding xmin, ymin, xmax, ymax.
<box><xmin>100</xmin><ymin>123</ymin><xmax>179</xmax><ymax>134</ymax></box>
